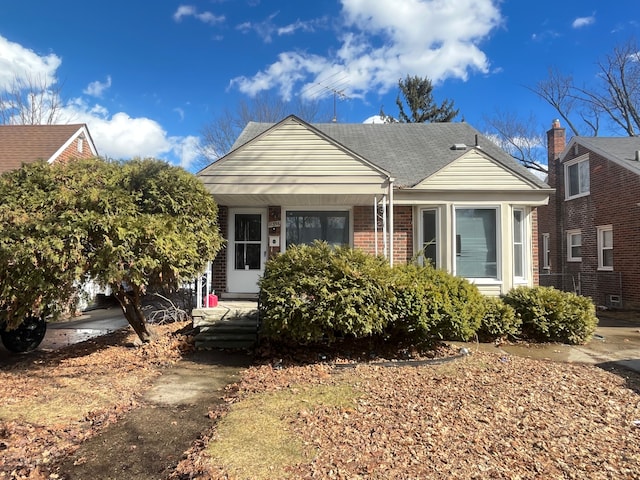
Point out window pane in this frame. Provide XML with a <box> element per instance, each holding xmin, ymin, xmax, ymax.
<box><xmin>456</xmin><ymin>208</ymin><xmax>497</xmax><ymax>278</ymax></box>
<box><xmin>514</xmin><ymin>244</ymin><xmax>523</xmax><ymax>277</ymax></box>
<box><xmin>513</xmin><ymin>210</ymin><xmax>524</xmax><ymax>278</ymax></box>
<box><xmin>603</xmin><ymin>249</ymin><xmax>613</xmax><ymax>268</ymax></box>
<box><xmin>513</xmin><ymin>210</ymin><xmax>523</xmax><ymax>243</ymax></box>
<box><xmin>602</xmin><ymin>229</ymin><xmax>613</xmax><ymax>248</ymax></box>
<box><xmin>422</xmin><ymin>210</ymin><xmax>437</xmax><ymax>267</ymax></box>
<box><xmin>568</xmin><ymin>164</ymin><xmax>580</xmax><ymax>196</ymax></box>
<box><xmin>579</xmin><ymin>161</ymin><xmax>590</xmax><ymax>193</ymax></box>
<box><xmin>286</xmin><ymin>211</ymin><xmax>349</xmax><ymax>247</ymax></box>
<box><xmin>235</xmin><ymin>214</ymin><xmax>261</xmax><ymax>242</ymax></box>
<box><xmin>234</xmin><ymin>243</ymin><xmax>261</xmax><ymax>270</ymax></box>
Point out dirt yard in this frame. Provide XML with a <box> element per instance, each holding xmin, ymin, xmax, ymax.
<box><xmin>1</xmin><ymin>323</ymin><xmax>639</xmax><ymax>479</ymax></box>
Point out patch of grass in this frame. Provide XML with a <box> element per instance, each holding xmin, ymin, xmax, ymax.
<box><xmin>207</xmin><ymin>382</ymin><xmax>358</xmax><ymax>479</ymax></box>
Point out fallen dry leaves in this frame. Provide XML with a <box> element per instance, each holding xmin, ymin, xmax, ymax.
<box><xmin>183</xmin><ymin>353</ymin><xmax>640</xmax><ymax>479</ymax></box>
<box><xmin>0</xmin><ymin>322</ymin><xmax>194</xmax><ymax>479</ymax></box>
<box><xmin>2</xmin><ymin>323</ymin><xmax>640</xmax><ymax>480</ymax></box>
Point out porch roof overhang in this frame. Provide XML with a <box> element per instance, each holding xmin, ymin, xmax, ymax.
<box><xmin>204</xmin><ymin>180</ymin><xmax>390</xmax><ymax>207</ymax></box>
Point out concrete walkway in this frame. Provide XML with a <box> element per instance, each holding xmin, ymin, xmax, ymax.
<box><xmin>452</xmin><ymin>311</ymin><xmax>640</xmax><ymax>373</ymax></box>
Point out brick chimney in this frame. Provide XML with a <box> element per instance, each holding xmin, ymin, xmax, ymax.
<box><xmin>546</xmin><ymin>119</ymin><xmax>565</xmax><ymax>188</ymax></box>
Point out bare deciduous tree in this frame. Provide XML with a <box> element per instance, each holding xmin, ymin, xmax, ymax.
<box><xmin>483</xmin><ymin>111</ymin><xmax>547</xmax><ymax>174</ymax></box>
<box><xmin>0</xmin><ymin>74</ymin><xmax>66</xmax><ymax>125</ymax></box>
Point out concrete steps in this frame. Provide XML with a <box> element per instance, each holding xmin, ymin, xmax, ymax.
<box><xmin>192</xmin><ymin>302</ymin><xmax>259</xmax><ymax>350</ymax></box>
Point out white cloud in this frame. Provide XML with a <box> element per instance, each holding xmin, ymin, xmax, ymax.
<box><xmin>572</xmin><ymin>15</ymin><xmax>596</xmax><ymax>29</ymax></box>
<box><xmin>230</xmin><ymin>0</ymin><xmax>503</xmax><ymax>100</ymax></box>
<box><xmin>83</xmin><ymin>75</ymin><xmax>112</xmax><ymax>97</ymax></box>
<box><xmin>0</xmin><ymin>33</ymin><xmax>201</xmax><ymax>170</ymax></box>
<box><xmin>173</xmin><ymin>5</ymin><xmax>225</xmax><ymax>25</ymax></box>
<box><xmin>60</xmin><ymin>99</ymin><xmax>202</xmax><ymax>170</ymax></box>
<box><xmin>0</xmin><ymin>35</ymin><xmax>61</xmax><ymax>90</ymax></box>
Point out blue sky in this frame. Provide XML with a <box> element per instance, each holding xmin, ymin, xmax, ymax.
<box><xmin>0</xmin><ymin>1</ymin><xmax>637</xmax><ymax>170</ymax></box>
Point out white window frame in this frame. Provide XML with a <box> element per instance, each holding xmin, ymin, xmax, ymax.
<box><xmin>454</xmin><ymin>206</ymin><xmax>501</xmax><ymax>282</ymax></box>
<box><xmin>542</xmin><ymin>233</ymin><xmax>550</xmax><ymax>270</ymax></box>
<box><xmin>419</xmin><ymin>207</ymin><xmax>439</xmax><ymax>268</ymax></box>
<box><xmin>513</xmin><ymin>208</ymin><xmax>527</xmax><ymax>282</ymax></box>
<box><xmin>77</xmin><ymin>137</ymin><xmax>84</xmax><ymax>153</ymax></box>
<box><xmin>564</xmin><ymin>155</ymin><xmax>590</xmax><ymax>200</ymax></box>
<box><xmin>567</xmin><ymin>229</ymin><xmax>582</xmax><ymax>262</ymax></box>
<box><xmin>597</xmin><ymin>225</ymin><xmax>613</xmax><ymax>271</ymax></box>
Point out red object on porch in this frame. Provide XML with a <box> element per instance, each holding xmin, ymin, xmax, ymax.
<box><xmin>207</xmin><ymin>294</ymin><xmax>218</xmax><ymax>307</ymax></box>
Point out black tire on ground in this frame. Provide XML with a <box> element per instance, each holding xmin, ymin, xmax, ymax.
<box><xmin>1</xmin><ymin>316</ymin><xmax>47</xmax><ymax>353</ymax></box>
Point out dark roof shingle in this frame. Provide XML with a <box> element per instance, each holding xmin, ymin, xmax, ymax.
<box><xmin>0</xmin><ymin>124</ymin><xmax>87</xmax><ymax>174</ymax></box>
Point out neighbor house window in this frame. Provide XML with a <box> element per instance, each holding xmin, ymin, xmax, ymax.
<box><xmin>285</xmin><ymin>210</ymin><xmax>349</xmax><ymax>248</ymax></box>
<box><xmin>565</xmin><ymin>156</ymin><xmax>590</xmax><ymax>199</ymax></box>
<box><xmin>421</xmin><ymin>208</ymin><xmax>438</xmax><ymax>267</ymax></box>
<box><xmin>542</xmin><ymin>233</ymin><xmax>550</xmax><ymax>270</ymax></box>
<box><xmin>513</xmin><ymin>208</ymin><xmax>526</xmax><ymax>280</ymax></box>
<box><xmin>597</xmin><ymin>225</ymin><xmax>613</xmax><ymax>270</ymax></box>
<box><xmin>455</xmin><ymin>207</ymin><xmax>498</xmax><ymax>279</ymax></box>
<box><xmin>77</xmin><ymin>137</ymin><xmax>84</xmax><ymax>153</ymax></box>
<box><xmin>567</xmin><ymin>230</ymin><xmax>582</xmax><ymax>262</ymax></box>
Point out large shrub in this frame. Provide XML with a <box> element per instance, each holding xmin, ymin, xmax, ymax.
<box><xmin>258</xmin><ymin>241</ymin><xmax>395</xmax><ymax>343</ymax></box>
<box><xmin>503</xmin><ymin>286</ymin><xmax>598</xmax><ymax>344</ymax></box>
<box><xmin>477</xmin><ymin>296</ymin><xmax>521</xmax><ymax>342</ymax></box>
<box><xmin>389</xmin><ymin>263</ymin><xmax>485</xmax><ymax>341</ymax></box>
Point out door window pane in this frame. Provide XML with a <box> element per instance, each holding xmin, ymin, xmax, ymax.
<box><xmin>455</xmin><ymin>208</ymin><xmax>497</xmax><ymax>278</ymax></box>
<box><xmin>234</xmin><ymin>214</ymin><xmax>262</xmax><ymax>270</ymax></box>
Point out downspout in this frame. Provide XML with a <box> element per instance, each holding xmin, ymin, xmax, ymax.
<box><xmin>388</xmin><ymin>177</ymin><xmax>395</xmax><ymax>267</ymax></box>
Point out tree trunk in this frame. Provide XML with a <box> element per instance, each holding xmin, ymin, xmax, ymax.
<box><xmin>113</xmin><ymin>284</ymin><xmax>155</xmax><ymax>344</ymax></box>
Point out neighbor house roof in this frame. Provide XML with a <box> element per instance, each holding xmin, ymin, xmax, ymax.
<box><xmin>567</xmin><ymin>136</ymin><xmax>640</xmax><ymax>176</ymax></box>
<box><xmin>0</xmin><ymin>124</ymin><xmax>97</xmax><ymax>174</ymax></box>
<box><xmin>232</xmin><ymin>118</ymin><xmax>547</xmax><ymax>188</ymax></box>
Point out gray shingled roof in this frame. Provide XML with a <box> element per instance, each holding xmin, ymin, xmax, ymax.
<box><xmin>233</xmin><ymin>118</ymin><xmax>547</xmax><ymax>188</ymax></box>
<box><xmin>573</xmin><ymin>136</ymin><xmax>640</xmax><ymax>175</ymax></box>
<box><xmin>0</xmin><ymin>124</ymin><xmax>88</xmax><ymax>174</ymax></box>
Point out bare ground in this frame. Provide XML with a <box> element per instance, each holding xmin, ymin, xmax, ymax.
<box><xmin>1</xmin><ymin>323</ymin><xmax>640</xmax><ymax>479</ymax></box>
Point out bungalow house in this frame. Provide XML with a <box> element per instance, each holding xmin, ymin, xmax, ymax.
<box><xmin>538</xmin><ymin>119</ymin><xmax>640</xmax><ymax>309</ymax></box>
<box><xmin>0</xmin><ymin>123</ymin><xmax>97</xmax><ymax>174</ymax></box>
<box><xmin>198</xmin><ymin>115</ymin><xmax>552</xmax><ymax>299</ymax></box>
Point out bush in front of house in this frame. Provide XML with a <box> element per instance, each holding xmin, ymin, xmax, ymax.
<box><xmin>389</xmin><ymin>262</ymin><xmax>485</xmax><ymax>342</ymax></box>
<box><xmin>477</xmin><ymin>296</ymin><xmax>521</xmax><ymax>342</ymax></box>
<box><xmin>258</xmin><ymin>241</ymin><xmax>395</xmax><ymax>343</ymax></box>
<box><xmin>502</xmin><ymin>286</ymin><xmax>598</xmax><ymax>344</ymax></box>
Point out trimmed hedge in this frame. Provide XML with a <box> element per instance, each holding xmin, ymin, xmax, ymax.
<box><xmin>477</xmin><ymin>296</ymin><xmax>520</xmax><ymax>342</ymax></box>
<box><xmin>258</xmin><ymin>244</ymin><xmax>598</xmax><ymax>346</ymax></box>
<box><xmin>503</xmin><ymin>286</ymin><xmax>598</xmax><ymax>344</ymax></box>
<box><xmin>390</xmin><ymin>263</ymin><xmax>484</xmax><ymax>341</ymax></box>
<box><xmin>258</xmin><ymin>241</ymin><xmax>395</xmax><ymax>343</ymax></box>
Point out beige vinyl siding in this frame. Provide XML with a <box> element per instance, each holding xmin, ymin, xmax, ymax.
<box><xmin>415</xmin><ymin>150</ymin><xmax>537</xmax><ymax>191</ymax></box>
<box><xmin>202</xmin><ymin>122</ymin><xmax>389</xmax><ymax>196</ymax></box>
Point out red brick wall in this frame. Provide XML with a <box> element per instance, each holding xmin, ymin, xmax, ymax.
<box><xmin>54</xmin><ymin>136</ymin><xmax>96</xmax><ymax>164</ymax></box>
<box><xmin>531</xmin><ymin>208</ymin><xmax>539</xmax><ymax>286</ymax></box>
<box><xmin>353</xmin><ymin>205</ymin><xmax>413</xmax><ymax>264</ymax></box>
<box><xmin>542</xmin><ymin>137</ymin><xmax>640</xmax><ymax>308</ymax></box>
<box><xmin>211</xmin><ymin>206</ymin><xmax>228</xmax><ymax>294</ymax></box>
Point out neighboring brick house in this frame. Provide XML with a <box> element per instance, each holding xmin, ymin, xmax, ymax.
<box><xmin>0</xmin><ymin>124</ymin><xmax>97</xmax><ymax>174</ymax></box>
<box><xmin>538</xmin><ymin>119</ymin><xmax>640</xmax><ymax>308</ymax></box>
<box><xmin>199</xmin><ymin>115</ymin><xmax>551</xmax><ymax>299</ymax></box>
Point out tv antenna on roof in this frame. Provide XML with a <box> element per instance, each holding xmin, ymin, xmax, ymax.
<box><xmin>302</xmin><ymin>73</ymin><xmax>349</xmax><ymax>122</ymax></box>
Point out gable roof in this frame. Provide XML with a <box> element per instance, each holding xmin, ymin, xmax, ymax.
<box><xmin>567</xmin><ymin>136</ymin><xmax>640</xmax><ymax>175</ymax></box>
<box><xmin>0</xmin><ymin>124</ymin><xmax>97</xmax><ymax>174</ymax></box>
<box><xmin>230</xmin><ymin>116</ymin><xmax>547</xmax><ymax>188</ymax></box>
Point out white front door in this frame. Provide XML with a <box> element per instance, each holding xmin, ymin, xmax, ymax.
<box><xmin>227</xmin><ymin>209</ymin><xmax>267</xmax><ymax>294</ymax></box>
